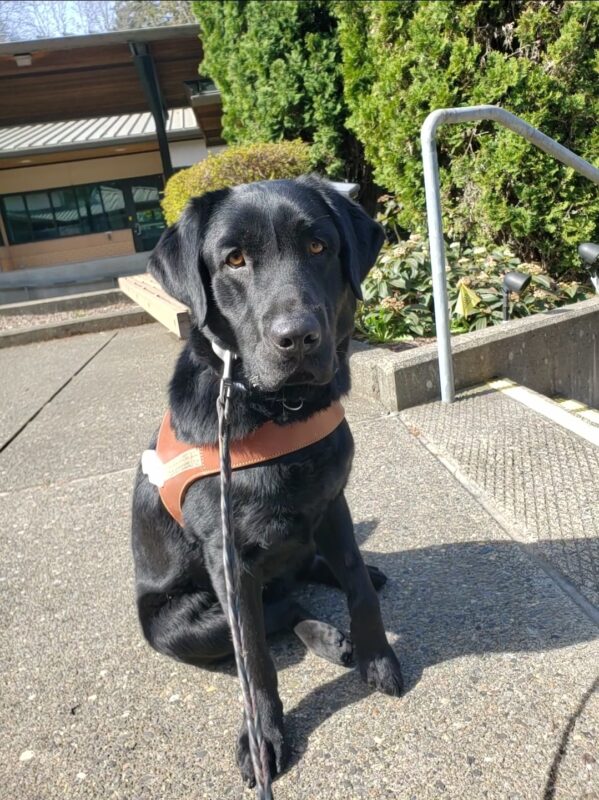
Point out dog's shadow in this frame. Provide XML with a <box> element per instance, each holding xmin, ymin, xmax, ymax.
<box><xmin>266</xmin><ymin>520</ymin><xmax>599</xmax><ymax>772</ymax></box>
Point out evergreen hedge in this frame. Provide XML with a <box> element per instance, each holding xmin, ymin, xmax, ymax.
<box><xmin>192</xmin><ymin>0</ymin><xmax>345</xmax><ymax>174</ymax></box>
<box><xmin>336</xmin><ymin>0</ymin><xmax>599</xmax><ymax>273</ymax></box>
<box><xmin>192</xmin><ymin>0</ymin><xmax>376</xmax><ymax>208</ymax></box>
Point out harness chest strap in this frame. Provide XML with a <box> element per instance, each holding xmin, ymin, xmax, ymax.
<box><xmin>142</xmin><ymin>401</ymin><xmax>345</xmax><ymax>526</ymax></box>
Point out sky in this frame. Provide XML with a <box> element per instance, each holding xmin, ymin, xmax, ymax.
<box><xmin>1</xmin><ymin>1</ymin><xmax>116</xmax><ymax>42</ymax></box>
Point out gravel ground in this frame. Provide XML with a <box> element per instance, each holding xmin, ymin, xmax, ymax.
<box><xmin>0</xmin><ymin>302</ymin><xmax>135</xmax><ymax>331</ymax></box>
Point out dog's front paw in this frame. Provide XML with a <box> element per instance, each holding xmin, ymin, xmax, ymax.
<box><xmin>360</xmin><ymin>648</ymin><xmax>403</xmax><ymax>697</ymax></box>
<box><xmin>236</xmin><ymin>715</ymin><xmax>289</xmax><ymax>788</ymax></box>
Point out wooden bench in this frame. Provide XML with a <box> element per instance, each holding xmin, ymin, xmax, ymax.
<box><xmin>118</xmin><ymin>273</ymin><xmax>191</xmax><ymax>339</ymax></box>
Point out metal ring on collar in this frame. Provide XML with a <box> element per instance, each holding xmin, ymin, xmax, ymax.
<box><xmin>282</xmin><ymin>399</ymin><xmax>304</xmax><ymax>411</ymax></box>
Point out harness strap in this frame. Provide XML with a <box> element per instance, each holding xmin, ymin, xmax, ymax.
<box><xmin>143</xmin><ymin>402</ymin><xmax>345</xmax><ymax>526</ymax></box>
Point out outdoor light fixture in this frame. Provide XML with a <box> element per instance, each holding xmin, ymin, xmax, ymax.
<box><xmin>578</xmin><ymin>242</ymin><xmax>599</xmax><ymax>295</ymax></box>
<box><xmin>502</xmin><ymin>270</ymin><xmax>531</xmax><ymax>321</ymax></box>
<box><xmin>14</xmin><ymin>53</ymin><xmax>32</xmax><ymax>67</ymax></box>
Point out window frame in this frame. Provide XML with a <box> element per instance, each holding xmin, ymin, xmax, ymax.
<box><xmin>0</xmin><ymin>176</ymin><xmax>163</xmax><ymax>247</ymax></box>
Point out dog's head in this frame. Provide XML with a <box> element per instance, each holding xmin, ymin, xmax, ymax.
<box><xmin>149</xmin><ymin>176</ymin><xmax>384</xmax><ymax>392</ymax></box>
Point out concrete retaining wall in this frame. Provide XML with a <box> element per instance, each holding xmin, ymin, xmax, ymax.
<box><xmin>350</xmin><ymin>297</ymin><xmax>599</xmax><ymax>411</ymax></box>
<box><xmin>0</xmin><ymin>253</ymin><xmax>148</xmax><ymax>305</ymax></box>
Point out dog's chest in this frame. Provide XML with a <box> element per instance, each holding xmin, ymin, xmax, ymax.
<box><xmin>185</xmin><ymin>422</ymin><xmax>353</xmax><ymax>571</ymax></box>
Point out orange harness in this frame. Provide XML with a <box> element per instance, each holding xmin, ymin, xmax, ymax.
<box><xmin>141</xmin><ymin>402</ymin><xmax>345</xmax><ymax>526</ymax></box>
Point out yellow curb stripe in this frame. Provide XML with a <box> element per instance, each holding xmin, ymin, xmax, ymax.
<box><xmin>553</xmin><ymin>396</ymin><xmax>599</xmax><ymax>427</ymax></box>
<box><xmin>557</xmin><ymin>399</ymin><xmax>587</xmax><ymax>412</ymax></box>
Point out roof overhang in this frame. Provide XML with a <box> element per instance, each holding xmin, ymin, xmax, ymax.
<box><xmin>0</xmin><ymin>24</ymin><xmax>202</xmax><ymax>56</ymax></box>
<box><xmin>0</xmin><ymin>24</ymin><xmax>223</xmax><ymax>145</ymax></box>
<box><xmin>0</xmin><ymin>108</ymin><xmax>203</xmax><ymax>164</ymax></box>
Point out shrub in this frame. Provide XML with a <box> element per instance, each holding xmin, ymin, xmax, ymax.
<box><xmin>192</xmin><ymin>0</ymin><xmax>377</xmax><ymax>208</ymax></box>
<box><xmin>161</xmin><ymin>140</ymin><xmax>311</xmax><ymax>225</ymax></box>
<box><xmin>356</xmin><ymin>231</ymin><xmax>592</xmax><ymax>344</ymax></box>
<box><xmin>336</xmin><ymin>0</ymin><xmax>599</xmax><ymax>274</ymax></box>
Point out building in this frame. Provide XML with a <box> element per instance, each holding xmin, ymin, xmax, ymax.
<box><xmin>0</xmin><ymin>24</ymin><xmax>223</xmax><ymax>280</ymax></box>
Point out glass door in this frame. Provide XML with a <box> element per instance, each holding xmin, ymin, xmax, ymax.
<box><xmin>123</xmin><ymin>176</ymin><xmax>166</xmax><ymax>252</ymax></box>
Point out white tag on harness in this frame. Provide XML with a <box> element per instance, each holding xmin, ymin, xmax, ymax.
<box><xmin>141</xmin><ymin>449</ymin><xmax>166</xmax><ymax>488</ymax></box>
<box><xmin>142</xmin><ymin>448</ymin><xmax>204</xmax><ymax>488</ymax></box>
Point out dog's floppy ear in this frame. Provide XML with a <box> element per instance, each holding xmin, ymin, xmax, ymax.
<box><xmin>148</xmin><ymin>189</ymin><xmax>230</xmax><ymax>327</ymax></box>
<box><xmin>298</xmin><ymin>176</ymin><xmax>385</xmax><ymax>300</ymax></box>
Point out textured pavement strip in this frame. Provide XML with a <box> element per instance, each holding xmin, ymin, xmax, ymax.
<box><xmin>0</xmin><ymin>326</ymin><xmax>597</xmax><ymax>799</ymax></box>
<box><xmin>400</xmin><ymin>386</ymin><xmax>599</xmax><ymax>611</ymax></box>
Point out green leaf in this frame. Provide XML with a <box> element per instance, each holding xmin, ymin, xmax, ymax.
<box><xmin>455</xmin><ymin>283</ymin><xmax>482</xmax><ymax>318</ymax></box>
<box><xmin>532</xmin><ymin>274</ymin><xmax>553</xmax><ymax>289</ymax></box>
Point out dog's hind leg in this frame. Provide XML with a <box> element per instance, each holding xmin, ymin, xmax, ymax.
<box><xmin>297</xmin><ymin>553</ymin><xmax>388</xmax><ymax>591</ymax></box>
<box><xmin>141</xmin><ymin>586</ymin><xmax>353</xmax><ymax>667</ymax></box>
<box><xmin>140</xmin><ymin>592</ymin><xmax>306</xmax><ymax>666</ymax></box>
<box><xmin>139</xmin><ymin>592</ymin><xmax>236</xmax><ymax>665</ymax></box>
<box><xmin>292</xmin><ymin>616</ymin><xmax>354</xmax><ymax>667</ymax></box>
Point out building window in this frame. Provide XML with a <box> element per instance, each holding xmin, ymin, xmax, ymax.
<box><xmin>3</xmin><ymin>195</ymin><xmax>31</xmax><ymax>244</ymax></box>
<box><xmin>51</xmin><ymin>188</ymin><xmax>86</xmax><ymax>237</ymax></box>
<box><xmin>26</xmin><ymin>191</ymin><xmax>58</xmax><ymax>241</ymax></box>
<box><xmin>0</xmin><ymin>177</ymin><xmax>163</xmax><ymax>246</ymax></box>
<box><xmin>75</xmin><ymin>185</ymin><xmax>108</xmax><ymax>233</ymax></box>
<box><xmin>100</xmin><ymin>184</ymin><xmax>127</xmax><ymax>230</ymax></box>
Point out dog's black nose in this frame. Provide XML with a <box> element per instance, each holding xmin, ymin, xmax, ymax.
<box><xmin>269</xmin><ymin>314</ymin><xmax>321</xmax><ymax>355</ymax></box>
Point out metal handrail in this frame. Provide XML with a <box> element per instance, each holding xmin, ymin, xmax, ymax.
<box><xmin>420</xmin><ymin>104</ymin><xmax>599</xmax><ymax>403</ymax></box>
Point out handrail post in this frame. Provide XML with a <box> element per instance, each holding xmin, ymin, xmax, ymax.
<box><xmin>421</xmin><ymin>114</ymin><xmax>455</xmax><ymax>403</ymax></box>
<box><xmin>420</xmin><ymin>104</ymin><xmax>599</xmax><ymax>404</ymax></box>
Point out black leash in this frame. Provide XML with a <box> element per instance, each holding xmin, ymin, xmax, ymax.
<box><xmin>216</xmin><ymin>347</ymin><xmax>274</xmax><ymax>800</ymax></box>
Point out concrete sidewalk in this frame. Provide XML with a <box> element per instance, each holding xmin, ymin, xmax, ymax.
<box><xmin>0</xmin><ymin>325</ymin><xmax>597</xmax><ymax>800</ymax></box>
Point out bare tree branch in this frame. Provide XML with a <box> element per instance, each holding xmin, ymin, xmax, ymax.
<box><xmin>0</xmin><ymin>0</ymin><xmax>193</xmax><ymax>41</ymax></box>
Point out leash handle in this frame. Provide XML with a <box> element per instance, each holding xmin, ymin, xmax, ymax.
<box><xmin>216</xmin><ymin>349</ymin><xmax>274</xmax><ymax>800</ymax></box>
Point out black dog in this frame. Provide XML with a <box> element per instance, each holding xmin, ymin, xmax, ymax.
<box><xmin>131</xmin><ymin>175</ymin><xmax>403</xmax><ymax>786</ymax></box>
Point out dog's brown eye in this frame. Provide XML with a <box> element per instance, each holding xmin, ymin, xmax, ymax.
<box><xmin>226</xmin><ymin>249</ymin><xmax>246</xmax><ymax>268</ymax></box>
<box><xmin>309</xmin><ymin>240</ymin><xmax>325</xmax><ymax>255</ymax></box>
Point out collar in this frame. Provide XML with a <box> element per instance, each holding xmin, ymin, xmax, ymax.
<box><xmin>208</xmin><ymin>339</ymin><xmax>314</xmax><ymax>412</ymax></box>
